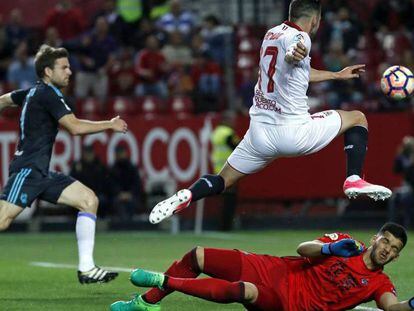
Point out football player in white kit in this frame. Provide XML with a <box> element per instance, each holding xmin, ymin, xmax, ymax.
<box><xmin>149</xmin><ymin>0</ymin><xmax>392</xmax><ymax>225</ymax></box>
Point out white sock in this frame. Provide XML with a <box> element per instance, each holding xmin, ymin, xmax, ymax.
<box><xmin>346</xmin><ymin>175</ymin><xmax>361</xmax><ymax>182</ymax></box>
<box><xmin>76</xmin><ymin>212</ymin><xmax>96</xmax><ymax>272</ymax></box>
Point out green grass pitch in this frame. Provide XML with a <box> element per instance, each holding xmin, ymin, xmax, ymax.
<box><xmin>0</xmin><ymin>230</ymin><xmax>412</xmax><ymax>310</ymax></box>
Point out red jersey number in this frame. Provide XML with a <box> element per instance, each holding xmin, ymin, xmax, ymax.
<box><xmin>263</xmin><ymin>46</ymin><xmax>278</xmax><ymax>93</ymax></box>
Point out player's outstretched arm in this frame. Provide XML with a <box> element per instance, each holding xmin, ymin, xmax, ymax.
<box><xmin>378</xmin><ymin>292</ymin><xmax>414</xmax><ymax>311</ymax></box>
<box><xmin>309</xmin><ymin>64</ymin><xmax>366</xmax><ymax>83</ymax></box>
<box><xmin>297</xmin><ymin>239</ymin><xmax>364</xmax><ymax>258</ymax></box>
<box><xmin>0</xmin><ymin>93</ymin><xmax>17</xmax><ymax>113</ymax></box>
<box><xmin>59</xmin><ymin>114</ymin><xmax>128</xmax><ymax>136</ymax></box>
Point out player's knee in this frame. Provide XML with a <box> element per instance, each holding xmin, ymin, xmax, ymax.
<box><xmin>0</xmin><ymin>217</ymin><xmax>11</xmax><ymax>231</ymax></box>
<box><xmin>0</xmin><ymin>222</ymin><xmax>8</xmax><ymax>231</ymax></box>
<box><xmin>195</xmin><ymin>246</ymin><xmax>204</xmax><ymax>271</ymax></box>
<box><xmin>351</xmin><ymin>110</ymin><xmax>367</xmax><ymax>127</ymax></box>
<box><xmin>80</xmin><ymin>193</ymin><xmax>99</xmax><ymax>214</ymax></box>
<box><xmin>243</xmin><ymin>282</ymin><xmax>259</xmax><ymax>302</ymax></box>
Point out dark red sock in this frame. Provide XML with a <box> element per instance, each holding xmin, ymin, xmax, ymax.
<box><xmin>166</xmin><ymin>277</ymin><xmax>245</xmax><ymax>303</ymax></box>
<box><xmin>142</xmin><ymin>248</ymin><xmax>200</xmax><ymax>304</ymax></box>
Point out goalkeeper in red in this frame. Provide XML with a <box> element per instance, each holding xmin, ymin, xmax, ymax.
<box><xmin>111</xmin><ymin>222</ymin><xmax>413</xmax><ymax>311</ymax></box>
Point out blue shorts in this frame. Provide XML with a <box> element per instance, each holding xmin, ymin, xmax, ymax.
<box><xmin>0</xmin><ymin>169</ymin><xmax>75</xmax><ymax>208</ymax></box>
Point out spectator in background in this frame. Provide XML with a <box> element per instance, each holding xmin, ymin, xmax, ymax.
<box><xmin>191</xmin><ymin>52</ymin><xmax>222</xmax><ymax>113</ymax></box>
<box><xmin>5</xmin><ymin>9</ymin><xmax>28</xmax><ymax>51</ymax></box>
<box><xmin>162</xmin><ymin>31</ymin><xmax>193</xmax><ymax>67</ymax></box>
<box><xmin>392</xmin><ymin>136</ymin><xmax>414</xmax><ymax>228</ymax></box>
<box><xmin>7</xmin><ymin>41</ymin><xmax>36</xmax><ymax>89</ymax></box>
<box><xmin>323</xmin><ymin>41</ymin><xmax>347</xmax><ymax>108</ymax></box>
<box><xmin>43</xmin><ymin>27</ymin><xmax>63</xmax><ymax>48</ymax></box>
<box><xmin>320</xmin><ymin>7</ymin><xmax>360</xmax><ymax>54</ymax></box>
<box><xmin>133</xmin><ymin>18</ymin><xmax>165</xmax><ymax>51</ymax></box>
<box><xmin>109</xmin><ymin>145</ymin><xmax>144</xmax><ymax>221</ymax></box>
<box><xmin>70</xmin><ymin>145</ymin><xmax>110</xmax><ymax>218</ymax></box>
<box><xmin>75</xmin><ymin>17</ymin><xmax>118</xmax><ymax>102</ymax></box>
<box><xmin>134</xmin><ymin>35</ymin><xmax>168</xmax><ymax>98</ymax></box>
<box><xmin>200</xmin><ymin>15</ymin><xmax>226</xmax><ymax>65</ymax></box>
<box><xmin>211</xmin><ymin>111</ymin><xmax>240</xmax><ymax>231</ymax></box>
<box><xmin>108</xmin><ymin>47</ymin><xmax>136</xmax><ymax>96</ymax></box>
<box><xmin>156</xmin><ymin>0</ymin><xmax>196</xmax><ymax>38</ymax></box>
<box><xmin>44</xmin><ymin>0</ymin><xmax>85</xmax><ymax>40</ymax></box>
<box><xmin>191</xmin><ymin>33</ymin><xmax>208</xmax><ymax>56</ymax></box>
<box><xmin>93</xmin><ymin>0</ymin><xmax>119</xmax><ymax>28</ymax></box>
<box><xmin>167</xmin><ymin>64</ymin><xmax>193</xmax><ymax>96</ymax></box>
<box><xmin>236</xmin><ymin>69</ymin><xmax>256</xmax><ymax>116</ymax></box>
<box><xmin>116</xmin><ymin>0</ymin><xmax>144</xmax><ymax>46</ymax></box>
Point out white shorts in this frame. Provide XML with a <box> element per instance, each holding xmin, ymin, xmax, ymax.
<box><xmin>227</xmin><ymin>110</ymin><xmax>342</xmax><ymax>174</ymax></box>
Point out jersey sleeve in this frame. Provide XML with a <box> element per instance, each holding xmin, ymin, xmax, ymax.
<box><xmin>10</xmin><ymin>89</ymin><xmax>30</xmax><ymax>107</ymax></box>
<box><xmin>317</xmin><ymin>232</ymin><xmax>353</xmax><ymax>243</ymax></box>
<box><xmin>284</xmin><ymin>31</ymin><xmax>311</xmax><ymax>63</ymax></box>
<box><xmin>44</xmin><ymin>89</ymin><xmax>73</xmax><ymax>121</ymax></box>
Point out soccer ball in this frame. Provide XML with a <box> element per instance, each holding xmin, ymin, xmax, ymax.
<box><xmin>381</xmin><ymin>65</ymin><xmax>414</xmax><ymax>100</ymax></box>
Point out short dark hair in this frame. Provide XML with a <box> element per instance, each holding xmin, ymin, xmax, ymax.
<box><xmin>34</xmin><ymin>44</ymin><xmax>69</xmax><ymax>78</ymax></box>
<box><xmin>289</xmin><ymin>0</ymin><xmax>321</xmax><ymax>22</ymax></box>
<box><xmin>378</xmin><ymin>222</ymin><xmax>408</xmax><ymax>248</ymax></box>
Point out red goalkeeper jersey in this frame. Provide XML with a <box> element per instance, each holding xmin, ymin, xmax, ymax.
<box><xmin>283</xmin><ymin>232</ymin><xmax>396</xmax><ymax>310</ymax></box>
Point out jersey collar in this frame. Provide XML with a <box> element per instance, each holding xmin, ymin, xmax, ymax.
<box><xmin>284</xmin><ymin>20</ymin><xmax>303</xmax><ymax>31</ymax></box>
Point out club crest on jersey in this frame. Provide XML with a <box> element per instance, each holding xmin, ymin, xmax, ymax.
<box><xmin>20</xmin><ymin>193</ymin><xmax>28</xmax><ymax>205</ymax></box>
<box><xmin>324</xmin><ymin>233</ymin><xmax>339</xmax><ymax>241</ymax></box>
<box><xmin>360</xmin><ymin>278</ymin><xmax>369</xmax><ymax>286</ymax></box>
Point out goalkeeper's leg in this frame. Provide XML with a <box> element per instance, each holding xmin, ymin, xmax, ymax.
<box><xmin>142</xmin><ymin>247</ymin><xmax>243</xmax><ymax>304</ymax></box>
<box><xmin>133</xmin><ymin>268</ymin><xmax>258</xmax><ymax>304</ymax></box>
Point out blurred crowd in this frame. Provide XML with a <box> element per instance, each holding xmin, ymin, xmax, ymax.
<box><xmin>0</xmin><ymin>0</ymin><xmax>413</xmax><ymax>119</ymax></box>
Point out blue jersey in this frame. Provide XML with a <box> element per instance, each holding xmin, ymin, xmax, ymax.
<box><xmin>9</xmin><ymin>81</ymin><xmax>72</xmax><ymax>176</ymax></box>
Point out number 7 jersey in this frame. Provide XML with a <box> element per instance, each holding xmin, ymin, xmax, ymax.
<box><xmin>250</xmin><ymin>21</ymin><xmax>312</xmax><ymax>125</ymax></box>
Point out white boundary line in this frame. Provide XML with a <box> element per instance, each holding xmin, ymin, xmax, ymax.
<box><xmin>354</xmin><ymin>307</ymin><xmax>381</xmax><ymax>311</ymax></box>
<box><xmin>30</xmin><ymin>261</ymin><xmax>133</xmax><ymax>272</ymax></box>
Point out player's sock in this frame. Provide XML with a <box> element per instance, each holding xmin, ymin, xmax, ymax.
<box><xmin>143</xmin><ymin>247</ymin><xmax>200</xmax><ymax>304</ymax></box>
<box><xmin>76</xmin><ymin>212</ymin><xmax>96</xmax><ymax>272</ymax></box>
<box><xmin>165</xmin><ymin>277</ymin><xmax>245</xmax><ymax>303</ymax></box>
<box><xmin>344</xmin><ymin>126</ymin><xmax>368</xmax><ymax>177</ymax></box>
<box><xmin>189</xmin><ymin>174</ymin><xmax>225</xmax><ymax>202</ymax></box>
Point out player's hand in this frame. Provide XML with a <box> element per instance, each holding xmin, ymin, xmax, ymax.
<box><xmin>285</xmin><ymin>42</ymin><xmax>308</xmax><ymax>64</ymax></box>
<box><xmin>335</xmin><ymin>64</ymin><xmax>366</xmax><ymax>80</ymax></box>
<box><xmin>110</xmin><ymin>116</ymin><xmax>128</xmax><ymax>133</ymax></box>
<box><xmin>292</xmin><ymin>42</ymin><xmax>308</xmax><ymax>62</ymax></box>
<box><xmin>321</xmin><ymin>239</ymin><xmax>365</xmax><ymax>257</ymax></box>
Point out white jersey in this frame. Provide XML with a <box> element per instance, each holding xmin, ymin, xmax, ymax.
<box><xmin>249</xmin><ymin>21</ymin><xmax>312</xmax><ymax>125</ymax></box>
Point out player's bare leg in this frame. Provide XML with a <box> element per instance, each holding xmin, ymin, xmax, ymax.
<box><xmin>0</xmin><ymin>200</ymin><xmax>23</xmax><ymax>231</ymax></box>
<box><xmin>57</xmin><ymin>181</ymin><xmax>118</xmax><ymax>284</ymax></box>
<box><xmin>149</xmin><ymin>162</ymin><xmax>246</xmax><ymax>224</ymax></box>
<box><xmin>336</xmin><ymin>110</ymin><xmax>392</xmax><ymax>200</ymax></box>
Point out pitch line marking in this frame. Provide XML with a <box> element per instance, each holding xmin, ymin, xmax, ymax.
<box><xmin>30</xmin><ymin>261</ymin><xmax>132</xmax><ymax>272</ymax></box>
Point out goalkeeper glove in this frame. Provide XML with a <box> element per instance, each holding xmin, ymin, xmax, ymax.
<box><xmin>321</xmin><ymin>239</ymin><xmax>365</xmax><ymax>257</ymax></box>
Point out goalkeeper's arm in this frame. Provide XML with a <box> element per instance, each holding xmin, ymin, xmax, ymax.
<box><xmin>378</xmin><ymin>292</ymin><xmax>414</xmax><ymax>311</ymax></box>
<box><xmin>297</xmin><ymin>239</ymin><xmax>364</xmax><ymax>258</ymax></box>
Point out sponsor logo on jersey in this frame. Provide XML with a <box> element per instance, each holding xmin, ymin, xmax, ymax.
<box><xmin>254</xmin><ymin>89</ymin><xmax>282</xmax><ymax>113</ymax></box>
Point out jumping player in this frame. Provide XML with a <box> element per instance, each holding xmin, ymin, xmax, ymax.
<box><xmin>149</xmin><ymin>0</ymin><xmax>392</xmax><ymax>225</ymax></box>
<box><xmin>111</xmin><ymin>222</ymin><xmax>413</xmax><ymax>311</ymax></box>
<box><xmin>0</xmin><ymin>45</ymin><xmax>127</xmax><ymax>283</ymax></box>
